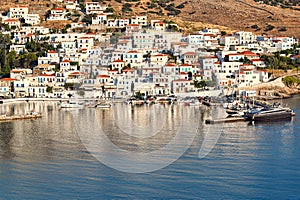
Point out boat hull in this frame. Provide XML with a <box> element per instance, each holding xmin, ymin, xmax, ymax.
<box><xmin>247</xmin><ymin>110</ymin><xmax>293</xmax><ymax>122</ymax></box>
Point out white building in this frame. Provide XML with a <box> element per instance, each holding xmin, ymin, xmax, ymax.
<box><xmin>48</xmin><ymin>8</ymin><xmax>67</xmax><ymax>21</ymax></box>
<box><xmin>124</xmin><ymin>50</ymin><xmax>143</xmax><ymax>68</ymax></box>
<box><xmin>92</xmin><ymin>13</ymin><xmax>107</xmax><ymax>25</ymax></box>
<box><xmin>24</xmin><ymin>14</ymin><xmax>40</xmax><ymax>25</ymax></box>
<box><xmin>234</xmin><ymin>31</ymin><xmax>257</xmax><ymax>45</ymax></box>
<box><xmin>86</xmin><ymin>1</ymin><xmax>107</xmax><ymax>14</ymax></box>
<box><xmin>131</xmin><ymin>15</ymin><xmax>147</xmax><ymax>26</ymax></box>
<box><xmin>9</xmin><ymin>6</ymin><xmax>28</xmax><ymax>19</ymax></box>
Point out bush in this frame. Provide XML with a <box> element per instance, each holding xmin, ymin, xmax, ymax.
<box><xmin>278</xmin><ymin>26</ymin><xmax>287</xmax><ymax>31</ymax></box>
<box><xmin>264</xmin><ymin>24</ymin><xmax>275</xmax><ymax>31</ymax></box>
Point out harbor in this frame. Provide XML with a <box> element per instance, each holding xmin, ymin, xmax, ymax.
<box><xmin>0</xmin><ymin>96</ymin><xmax>299</xmax><ymax>199</ymax></box>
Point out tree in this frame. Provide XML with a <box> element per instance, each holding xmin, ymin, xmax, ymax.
<box><xmin>221</xmin><ymin>31</ymin><xmax>227</xmax><ymax>36</ymax></box>
<box><xmin>46</xmin><ymin>86</ymin><xmax>53</xmax><ymax>93</ymax></box>
<box><xmin>77</xmin><ymin>90</ymin><xmax>85</xmax><ymax>97</ymax></box>
<box><xmin>0</xmin><ymin>33</ymin><xmax>11</xmax><ymax>74</ymax></box>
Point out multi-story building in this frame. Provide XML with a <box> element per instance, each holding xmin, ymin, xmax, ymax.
<box><xmin>9</xmin><ymin>6</ymin><xmax>28</xmax><ymax>19</ymax></box>
<box><xmin>48</xmin><ymin>8</ymin><xmax>67</xmax><ymax>20</ymax></box>
<box><xmin>131</xmin><ymin>15</ymin><xmax>147</xmax><ymax>26</ymax></box>
<box><xmin>86</xmin><ymin>1</ymin><xmax>106</xmax><ymax>14</ymax></box>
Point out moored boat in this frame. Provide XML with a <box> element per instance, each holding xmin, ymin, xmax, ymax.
<box><xmin>245</xmin><ymin>107</ymin><xmax>295</xmax><ymax>122</ymax></box>
<box><xmin>59</xmin><ymin>100</ymin><xmax>85</xmax><ymax>108</ymax></box>
<box><xmin>96</xmin><ymin>102</ymin><xmax>112</xmax><ymax>108</ymax></box>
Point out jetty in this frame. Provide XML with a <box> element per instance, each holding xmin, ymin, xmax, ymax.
<box><xmin>205</xmin><ymin>117</ymin><xmax>247</xmax><ymax>124</ymax></box>
<box><xmin>0</xmin><ymin>113</ymin><xmax>42</xmax><ymax>122</ymax></box>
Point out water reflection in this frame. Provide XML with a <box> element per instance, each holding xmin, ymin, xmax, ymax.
<box><xmin>0</xmin><ymin>99</ymin><xmax>300</xmax><ymax>198</ymax></box>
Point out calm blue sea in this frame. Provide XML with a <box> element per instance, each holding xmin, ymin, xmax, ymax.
<box><xmin>0</xmin><ymin>96</ymin><xmax>300</xmax><ymax>199</ymax></box>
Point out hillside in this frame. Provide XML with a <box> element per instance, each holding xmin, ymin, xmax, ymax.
<box><xmin>1</xmin><ymin>0</ymin><xmax>300</xmax><ymax>38</ymax></box>
<box><xmin>103</xmin><ymin>0</ymin><xmax>300</xmax><ymax>38</ymax></box>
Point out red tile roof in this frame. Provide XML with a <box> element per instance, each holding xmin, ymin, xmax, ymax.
<box><xmin>97</xmin><ymin>75</ymin><xmax>110</xmax><ymax>78</ymax></box>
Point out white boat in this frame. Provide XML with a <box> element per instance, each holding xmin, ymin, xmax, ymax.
<box><xmin>59</xmin><ymin>100</ymin><xmax>85</xmax><ymax>108</ymax></box>
<box><xmin>96</xmin><ymin>102</ymin><xmax>112</xmax><ymax>109</ymax></box>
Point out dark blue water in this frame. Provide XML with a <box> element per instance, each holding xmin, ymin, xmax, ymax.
<box><xmin>0</xmin><ymin>97</ymin><xmax>300</xmax><ymax>199</ymax></box>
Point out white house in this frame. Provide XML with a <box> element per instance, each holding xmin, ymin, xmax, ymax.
<box><xmin>64</xmin><ymin>0</ymin><xmax>79</xmax><ymax>10</ymax></box>
<box><xmin>234</xmin><ymin>31</ymin><xmax>257</xmax><ymax>45</ymax></box>
<box><xmin>92</xmin><ymin>13</ymin><xmax>107</xmax><ymax>25</ymax></box>
<box><xmin>38</xmin><ymin>50</ymin><xmax>60</xmax><ymax>65</ymax></box>
<box><xmin>9</xmin><ymin>6</ymin><xmax>28</xmax><ymax>19</ymax></box>
<box><xmin>86</xmin><ymin>1</ymin><xmax>107</xmax><ymax>14</ymax></box>
<box><xmin>77</xmin><ymin>37</ymin><xmax>94</xmax><ymax>49</ymax></box>
<box><xmin>124</xmin><ymin>50</ymin><xmax>143</xmax><ymax>68</ymax></box>
<box><xmin>3</xmin><ymin>18</ymin><xmax>21</xmax><ymax>28</ymax></box>
<box><xmin>126</xmin><ymin>24</ymin><xmax>142</xmax><ymax>35</ymax></box>
<box><xmin>48</xmin><ymin>8</ymin><xmax>67</xmax><ymax>21</ymax></box>
<box><xmin>131</xmin><ymin>15</ymin><xmax>147</xmax><ymax>26</ymax></box>
<box><xmin>9</xmin><ymin>44</ymin><xmax>27</xmax><ymax>54</ymax></box>
<box><xmin>150</xmin><ymin>53</ymin><xmax>168</xmax><ymax>66</ymax></box>
<box><xmin>112</xmin><ymin>59</ymin><xmax>126</xmax><ymax>73</ymax></box>
<box><xmin>172</xmin><ymin>79</ymin><xmax>194</xmax><ymax>94</ymax></box>
<box><xmin>24</xmin><ymin>14</ymin><xmax>40</xmax><ymax>25</ymax></box>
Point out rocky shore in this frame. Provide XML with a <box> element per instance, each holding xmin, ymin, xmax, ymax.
<box><xmin>238</xmin><ymin>74</ymin><xmax>300</xmax><ymax>100</ymax></box>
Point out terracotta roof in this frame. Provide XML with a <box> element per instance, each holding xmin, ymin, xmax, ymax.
<box><xmin>70</xmin><ymin>72</ymin><xmax>85</xmax><ymax>75</ymax></box>
<box><xmin>113</xmin><ymin>59</ymin><xmax>125</xmax><ymax>63</ymax></box>
<box><xmin>123</xmin><ymin>68</ymin><xmax>135</xmax><ymax>72</ymax></box>
<box><xmin>127</xmin><ymin>24</ymin><xmax>140</xmax><ymax>27</ymax></box>
<box><xmin>241</xmin><ymin>51</ymin><xmax>258</xmax><ymax>56</ymax></box>
<box><xmin>152</xmin><ymin>54</ymin><xmax>168</xmax><ymax>57</ymax></box>
<box><xmin>97</xmin><ymin>75</ymin><xmax>110</xmax><ymax>78</ymax></box>
<box><xmin>48</xmin><ymin>50</ymin><xmax>57</xmax><ymax>53</ymax></box>
<box><xmin>180</xmin><ymin>64</ymin><xmax>191</xmax><ymax>67</ymax></box>
<box><xmin>0</xmin><ymin>78</ymin><xmax>16</xmax><ymax>81</ymax></box>
<box><xmin>173</xmin><ymin>79</ymin><xmax>190</xmax><ymax>82</ymax></box>
<box><xmin>127</xmin><ymin>50</ymin><xmax>139</xmax><ymax>53</ymax></box>
<box><xmin>165</xmin><ymin>63</ymin><xmax>176</xmax><ymax>67</ymax></box>
<box><xmin>61</xmin><ymin>60</ymin><xmax>71</xmax><ymax>62</ymax></box>
<box><xmin>251</xmin><ymin>59</ymin><xmax>263</xmax><ymax>62</ymax></box>
<box><xmin>40</xmin><ymin>74</ymin><xmax>55</xmax><ymax>77</ymax></box>
<box><xmin>184</xmin><ymin>52</ymin><xmax>196</xmax><ymax>55</ymax></box>
<box><xmin>4</xmin><ymin>19</ymin><xmax>19</xmax><ymax>22</ymax></box>
<box><xmin>52</xmin><ymin>7</ymin><xmax>65</xmax><ymax>11</ymax></box>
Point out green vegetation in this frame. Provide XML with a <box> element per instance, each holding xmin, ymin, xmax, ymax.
<box><xmin>264</xmin><ymin>24</ymin><xmax>275</xmax><ymax>32</ymax></box>
<box><xmin>278</xmin><ymin>26</ymin><xmax>287</xmax><ymax>31</ymax></box>
<box><xmin>46</xmin><ymin>86</ymin><xmax>53</xmax><ymax>93</ymax></box>
<box><xmin>0</xmin><ymin>33</ymin><xmax>57</xmax><ymax>75</ymax></box>
<box><xmin>283</xmin><ymin>76</ymin><xmax>300</xmax><ymax>87</ymax></box>
<box><xmin>261</xmin><ymin>46</ymin><xmax>300</xmax><ymax>71</ymax></box>
<box><xmin>122</xmin><ymin>3</ymin><xmax>133</xmax><ymax>13</ymax></box>
<box><xmin>253</xmin><ymin>0</ymin><xmax>300</xmax><ymax>7</ymax></box>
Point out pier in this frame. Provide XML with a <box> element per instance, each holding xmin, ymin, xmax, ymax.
<box><xmin>205</xmin><ymin>117</ymin><xmax>247</xmax><ymax>124</ymax></box>
<box><xmin>0</xmin><ymin>113</ymin><xmax>42</xmax><ymax>122</ymax></box>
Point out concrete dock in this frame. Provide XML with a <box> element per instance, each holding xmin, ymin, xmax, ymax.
<box><xmin>205</xmin><ymin>117</ymin><xmax>247</xmax><ymax>124</ymax></box>
<box><xmin>0</xmin><ymin>113</ymin><xmax>42</xmax><ymax>122</ymax></box>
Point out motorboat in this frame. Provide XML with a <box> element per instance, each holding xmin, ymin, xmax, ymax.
<box><xmin>245</xmin><ymin>106</ymin><xmax>294</xmax><ymax>122</ymax></box>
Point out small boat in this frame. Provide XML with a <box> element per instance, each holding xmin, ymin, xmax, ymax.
<box><xmin>245</xmin><ymin>107</ymin><xmax>295</xmax><ymax>122</ymax></box>
<box><xmin>60</xmin><ymin>100</ymin><xmax>85</xmax><ymax>108</ymax></box>
<box><xmin>96</xmin><ymin>102</ymin><xmax>112</xmax><ymax>109</ymax></box>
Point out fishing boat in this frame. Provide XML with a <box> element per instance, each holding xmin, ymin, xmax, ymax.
<box><xmin>245</xmin><ymin>106</ymin><xmax>295</xmax><ymax>122</ymax></box>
